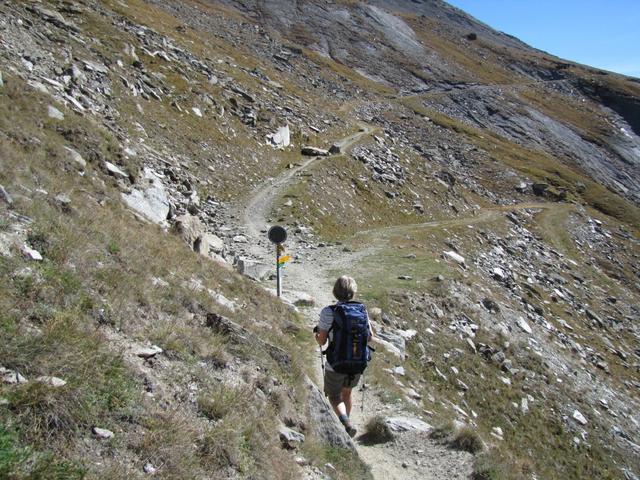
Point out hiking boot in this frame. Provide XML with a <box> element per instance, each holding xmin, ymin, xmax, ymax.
<box><xmin>339</xmin><ymin>414</ymin><xmax>357</xmax><ymax>438</ymax></box>
<box><xmin>344</xmin><ymin>422</ymin><xmax>357</xmax><ymax>438</ymax></box>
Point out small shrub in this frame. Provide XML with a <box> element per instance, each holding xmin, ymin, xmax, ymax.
<box><xmin>429</xmin><ymin>421</ymin><xmax>455</xmax><ymax>441</ymax></box>
<box><xmin>197</xmin><ymin>384</ymin><xmax>248</xmax><ymax>421</ymax></box>
<box><xmin>451</xmin><ymin>427</ymin><xmax>484</xmax><ymax>454</ymax></box>
<box><xmin>362</xmin><ymin>415</ymin><xmax>394</xmax><ymax>444</ymax></box>
<box><xmin>107</xmin><ymin>240</ymin><xmax>120</xmax><ymax>255</ymax></box>
<box><xmin>473</xmin><ymin>452</ymin><xmax>507</xmax><ymax>480</ymax></box>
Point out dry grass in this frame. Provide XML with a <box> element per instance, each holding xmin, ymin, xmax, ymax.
<box><xmin>0</xmin><ymin>72</ymin><xmax>359</xmax><ymax>479</ymax></box>
<box><xmin>362</xmin><ymin>415</ymin><xmax>395</xmax><ymax>444</ymax></box>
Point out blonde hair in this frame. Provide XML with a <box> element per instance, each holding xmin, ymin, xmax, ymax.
<box><xmin>333</xmin><ymin>276</ymin><xmax>357</xmax><ymax>302</ymax></box>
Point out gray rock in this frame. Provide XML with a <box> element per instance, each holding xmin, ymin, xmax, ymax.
<box><xmin>48</xmin><ymin>105</ymin><xmax>64</xmax><ymax>120</ymax></box>
<box><xmin>143</xmin><ymin>463</ymin><xmax>157</xmax><ymax>474</ymax></box>
<box><xmin>104</xmin><ymin>161</ymin><xmax>129</xmax><ymax>180</ymax></box>
<box><xmin>0</xmin><ymin>71</ymin><xmax>3</xmax><ymax>88</ymax></box>
<box><xmin>266</xmin><ymin>125</ymin><xmax>290</xmax><ymax>148</ymax></box>
<box><xmin>27</xmin><ymin>4</ymin><xmax>79</xmax><ymax>32</ymax></box>
<box><xmin>515</xmin><ymin>181</ymin><xmax>528</xmax><ymax>192</ymax></box>
<box><xmin>235</xmin><ymin>258</ymin><xmax>270</xmax><ymax>281</ymax></box>
<box><xmin>64</xmin><ymin>147</ymin><xmax>86</xmax><ymax>169</ymax></box>
<box><xmin>203</xmin><ymin>233</ymin><xmax>225</xmax><ymax>254</ymax></box>
<box><xmin>36</xmin><ymin>376</ymin><xmax>67</xmax><ymax>388</ymax></box>
<box><xmin>121</xmin><ymin>168</ymin><xmax>171</xmax><ymax>224</ymax></box>
<box><xmin>279</xmin><ymin>425</ymin><xmax>305</xmax><ymax>449</ymax></box>
<box><xmin>532</xmin><ymin>183</ymin><xmax>548</xmax><ymax>196</ymax></box>
<box><xmin>54</xmin><ymin>194</ymin><xmax>72</xmax><ymax>211</ymax></box>
<box><xmin>516</xmin><ymin>316</ymin><xmax>532</xmax><ymax>334</ymax></box>
<box><xmin>384</xmin><ymin>416</ymin><xmax>431</xmax><ymax>433</ymax></box>
<box><xmin>172</xmin><ymin>213</ymin><xmax>211</xmax><ymax>256</ymax></box>
<box><xmin>136</xmin><ymin>345</ymin><xmax>163</xmax><ymax>359</ymax></box>
<box><xmin>21</xmin><ymin>245</ymin><xmax>43</xmax><ymax>261</ymax></box>
<box><xmin>305</xmin><ymin>376</ymin><xmax>354</xmax><ymax>450</ymax></box>
<box><xmin>0</xmin><ymin>367</ymin><xmax>27</xmax><ymax>384</ymax></box>
<box><xmin>301</xmin><ymin>146</ymin><xmax>330</xmax><ymax>156</ymax></box>
<box><xmin>0</xmin><ymin>185</ymin><xmax>13</xmax><ymax>206</ymax></box>
<box><xmin>374</xmin><ymin>329</ymin><xmax>406</xmax><ymax>359</ymax></box>
<box><xmin>444</xmin><ymin>250</ymin><xmax>465</xmax><ymax>265</ymax></box>
<box><xmin>572</xmin><ymin>409</ymin><xmax>587</xmax><ymax>425</ymax></box>
<box><xmin>92</xmin><ymin>427</ymin><xmax>114</xmax><ymax>439</ymax></box>
<box><xmin>329</xmin><ymin>144</ymin><xmax>341</xmax><ymax>154</ymax></box>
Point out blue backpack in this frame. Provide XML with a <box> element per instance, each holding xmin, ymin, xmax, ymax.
<box><xmin>326</xmin><ymin>302</ymin><xmax>371</xmax><ymax>375</ymax></box>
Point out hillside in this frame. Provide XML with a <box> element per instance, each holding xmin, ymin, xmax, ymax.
<box><xmin>0</xmin><ymin>1</ymin><xmax>638</xmax><ymax>479</ymax></box>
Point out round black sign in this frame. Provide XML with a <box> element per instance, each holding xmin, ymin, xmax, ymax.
<box><xmin>267</xmin><ymin>225</ymin><xmax>287</xmax><ymax>244</ymax></box>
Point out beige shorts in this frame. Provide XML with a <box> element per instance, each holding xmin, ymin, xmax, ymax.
<box><xmin>323</xmin><ymin>369</ymin><xmax>361</xmax><ymax>399</ymax></box>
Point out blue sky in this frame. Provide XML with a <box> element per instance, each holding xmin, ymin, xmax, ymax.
<box><xmin>446</xmin><ymin>0</ymin><xmax>640</xmax><ymax>78</ymax></box>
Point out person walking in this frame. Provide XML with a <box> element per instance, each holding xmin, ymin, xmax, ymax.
<box><xmin>314</xmin><ymin>276</ymin><xmax>372</xmax><ymax>437</ymax></box>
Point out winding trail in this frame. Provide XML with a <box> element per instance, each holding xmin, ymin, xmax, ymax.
<box><xmin>236</xmin><ymin>122</ymin><xmax>552</xmax><ymax>479</ymax></box>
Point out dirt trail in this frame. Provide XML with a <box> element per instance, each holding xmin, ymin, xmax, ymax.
<box><xmin>238</xmin><ymin>123</ymin><xmax>482</xmax><ymax>479</ymax></box>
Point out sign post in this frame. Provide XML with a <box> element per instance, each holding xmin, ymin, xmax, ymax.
<box><xmin>267</xmin><ymin>226</ymin><xmax>288</xmax><ymax>298</ymax></box>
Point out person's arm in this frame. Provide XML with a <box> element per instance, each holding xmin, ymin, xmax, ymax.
<box><xmin>316</xmin><ymin>306</ymin><xmax>334</xmax><ymax>346</ymax></box>
<box><xmin>315</xmin><ymin>328</ymin><xmax>328</xmax><ymax>346</ymax></box>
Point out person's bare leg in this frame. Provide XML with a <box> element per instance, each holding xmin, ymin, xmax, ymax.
<box><xmin>329</xmin><ymin>394</ymin><xmax>356</xmax><ymax>437</ymax></box>
<box><xmin>341</xmin><ymin>388</ymin><xmax>353</xmax><ymax>416</ymax></box>
<box><xmin>329</xmin><ymin>396</ymin><xmax>347</xmax><ymax>417</ymax></box>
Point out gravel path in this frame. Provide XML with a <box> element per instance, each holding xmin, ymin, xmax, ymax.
<box><xmin>237</xmin><ymin>124</ymin><xmax>475</xmax><ymax>480</ymax></box>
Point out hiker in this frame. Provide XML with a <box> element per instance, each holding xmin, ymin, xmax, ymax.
<box><xmin>314</xmin><ymin>275</ymin><xmax>373</xmax><ymax>437</ymax></box>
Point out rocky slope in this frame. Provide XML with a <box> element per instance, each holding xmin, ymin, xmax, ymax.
<box><xmin>0</xmin><ymin>1</ymin><xmax>638</xmax><ymax>479</ymax></box>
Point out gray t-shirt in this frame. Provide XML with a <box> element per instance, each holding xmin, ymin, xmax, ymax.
<box><xmin>317</xmin><ymin>302</ymin><xmax>370</xmax><ymax>372</ymax></box>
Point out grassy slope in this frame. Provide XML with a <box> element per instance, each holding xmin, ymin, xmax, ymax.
<box><xmin>0</xmin><ymin>74</ymin><xmax>368</xmax><ymax>479</ymax></box>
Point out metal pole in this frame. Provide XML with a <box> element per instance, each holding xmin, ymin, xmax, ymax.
<box><xmin>276</xmin><ymin>245</ymin><xmax>282</xmax><ymax>297</ymax></box>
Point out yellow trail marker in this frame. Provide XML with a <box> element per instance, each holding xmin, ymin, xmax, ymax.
<box><xmin>277</xmin><ymin>255</ymin><xmax>291</xmax><ymax>265</ymax></box>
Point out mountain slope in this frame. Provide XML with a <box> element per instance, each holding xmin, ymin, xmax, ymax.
<box><xmin>0</xmin><ymin>0</ymin><xmax>638</xmax><ymax>479</ymax></box>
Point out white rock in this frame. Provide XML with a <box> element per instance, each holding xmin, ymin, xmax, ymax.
<box><xmin>266</xmin><ymin>125</ymin><xmax>291</xmax><ymax>148</ymax></box>
<box><xmin>384</xmin><ymin>416</ymin><xmax>431</xmax><ymax>433</ymax></box>
<box><xmin>491</xmin><ymin>426</ymin><xmax>503</xmax><ymax>439</ymax></box>
<box><xmin>492</xmin><ymin>267</ymin><xmax>506</xmax><ymax>280</ymax></box>
<box><xmin>92</xmin><ymin>427</ymin><xmax>114</xmax><ymax>439</ymax></box>
<box><xmin>517</xmin><ymin>316</ymin><xmax>532</xmax><ymax>334</ymax></box>
<box><xmin>136</xmin><ymin>345</ymin><xmax>163</xmax><ymax>359</ymax></box>
<box><xmin>143</xmin><ymin>463</ymin><xmax>157</xmax><ymax>474</ymax></box>
<box><xmin>36</xmin><ymin>376</ymin><xmax>67</xmax><ymax>388</ymax></box>
<box><xmin>48</xmin><ymin>105</ymin><xmax>64</xmax><ymax>120</ymax></box>
<box><xmin>210</xmin><ymin>291</ymin><xmax>237</xmax><ymax>312</ymax></box>
<box><xmin>121</xmin><ymin>168</ymin><xmax>171</xmax><ymax>224</ymax></box>
<box><xmin>0</xmin><ymin>367</ymin><xmax>27</xmax><ymax>384</ymax></box>
<box><xmin>572</xmin><ymin>410</ymin><xmax>588</xmax><ymax>425</ymax></box>
<box><xmin>232</xmin><ymin>235</ymin><xmax>247</xmax><ymax>243</ymax></box>
<box><xmin>104</xmin><ymin>161</ymin><xmax>129</xmax><ymax>180</ymax></box>
<box><xmin>520</xmin><ymin>397</ymin><xmax>529</xmax><ymax>414</ymax></box>
<box><xmin>392</xmin><ymin>366</ymin><xmax>405</xmax><ymax>376</ymax></box>
<box><xmin>21</xmin><ymin>245</ymin><xmax>43</xmax><ymax>261</ymax></box>
<box><xmin>192</xmin><ymin>107</ymin><xmax>203</xmax><ymax>117</ymax></box>
<box><xmin>398</xmin><ymin>329</ymin><xmax>417</xmax><ymax>340</ymax></box>
<box><xmin>443</xmin><ymin>250</ymin><xmax>465</xmax><ymax>265</ymax></box>
<box><xmin>64</xmin><ymin>147</ymin><xmax>86</xmax><ymax>169</ymax></box>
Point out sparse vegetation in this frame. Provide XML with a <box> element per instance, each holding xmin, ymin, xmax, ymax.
<box><xmin>363</xmin><ymin>415</ymin><xmax>395</xmax><ymax>444</ymax></box>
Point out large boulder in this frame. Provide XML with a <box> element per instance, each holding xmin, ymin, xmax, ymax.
<box><xmin>266</xmin><ymin>125</ymin><xmax>291</xmax><ymax>148</ymax></box>
<box><xmin>301</xmin><ymin>146</ymin><xmax>329</xmax><ymax>157</ymax></box>
<box><xmin>305</xmin><ymin>376</ymin><xmax>354</xmax><ymax>450</ymax></box>
<box><xmin>121</xmin><ymin>168</ymin><xmax>170</xmax><ymax>224</ymax></box>
<box><xmin>235</xmin><ymin>257</ymin><xmax>270</xmax><ymax>281</ymax></box>
<box><xmin>172</xmin><ymin>213</ymin><xmax>222</xmax><ymax>257</ymax></box>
